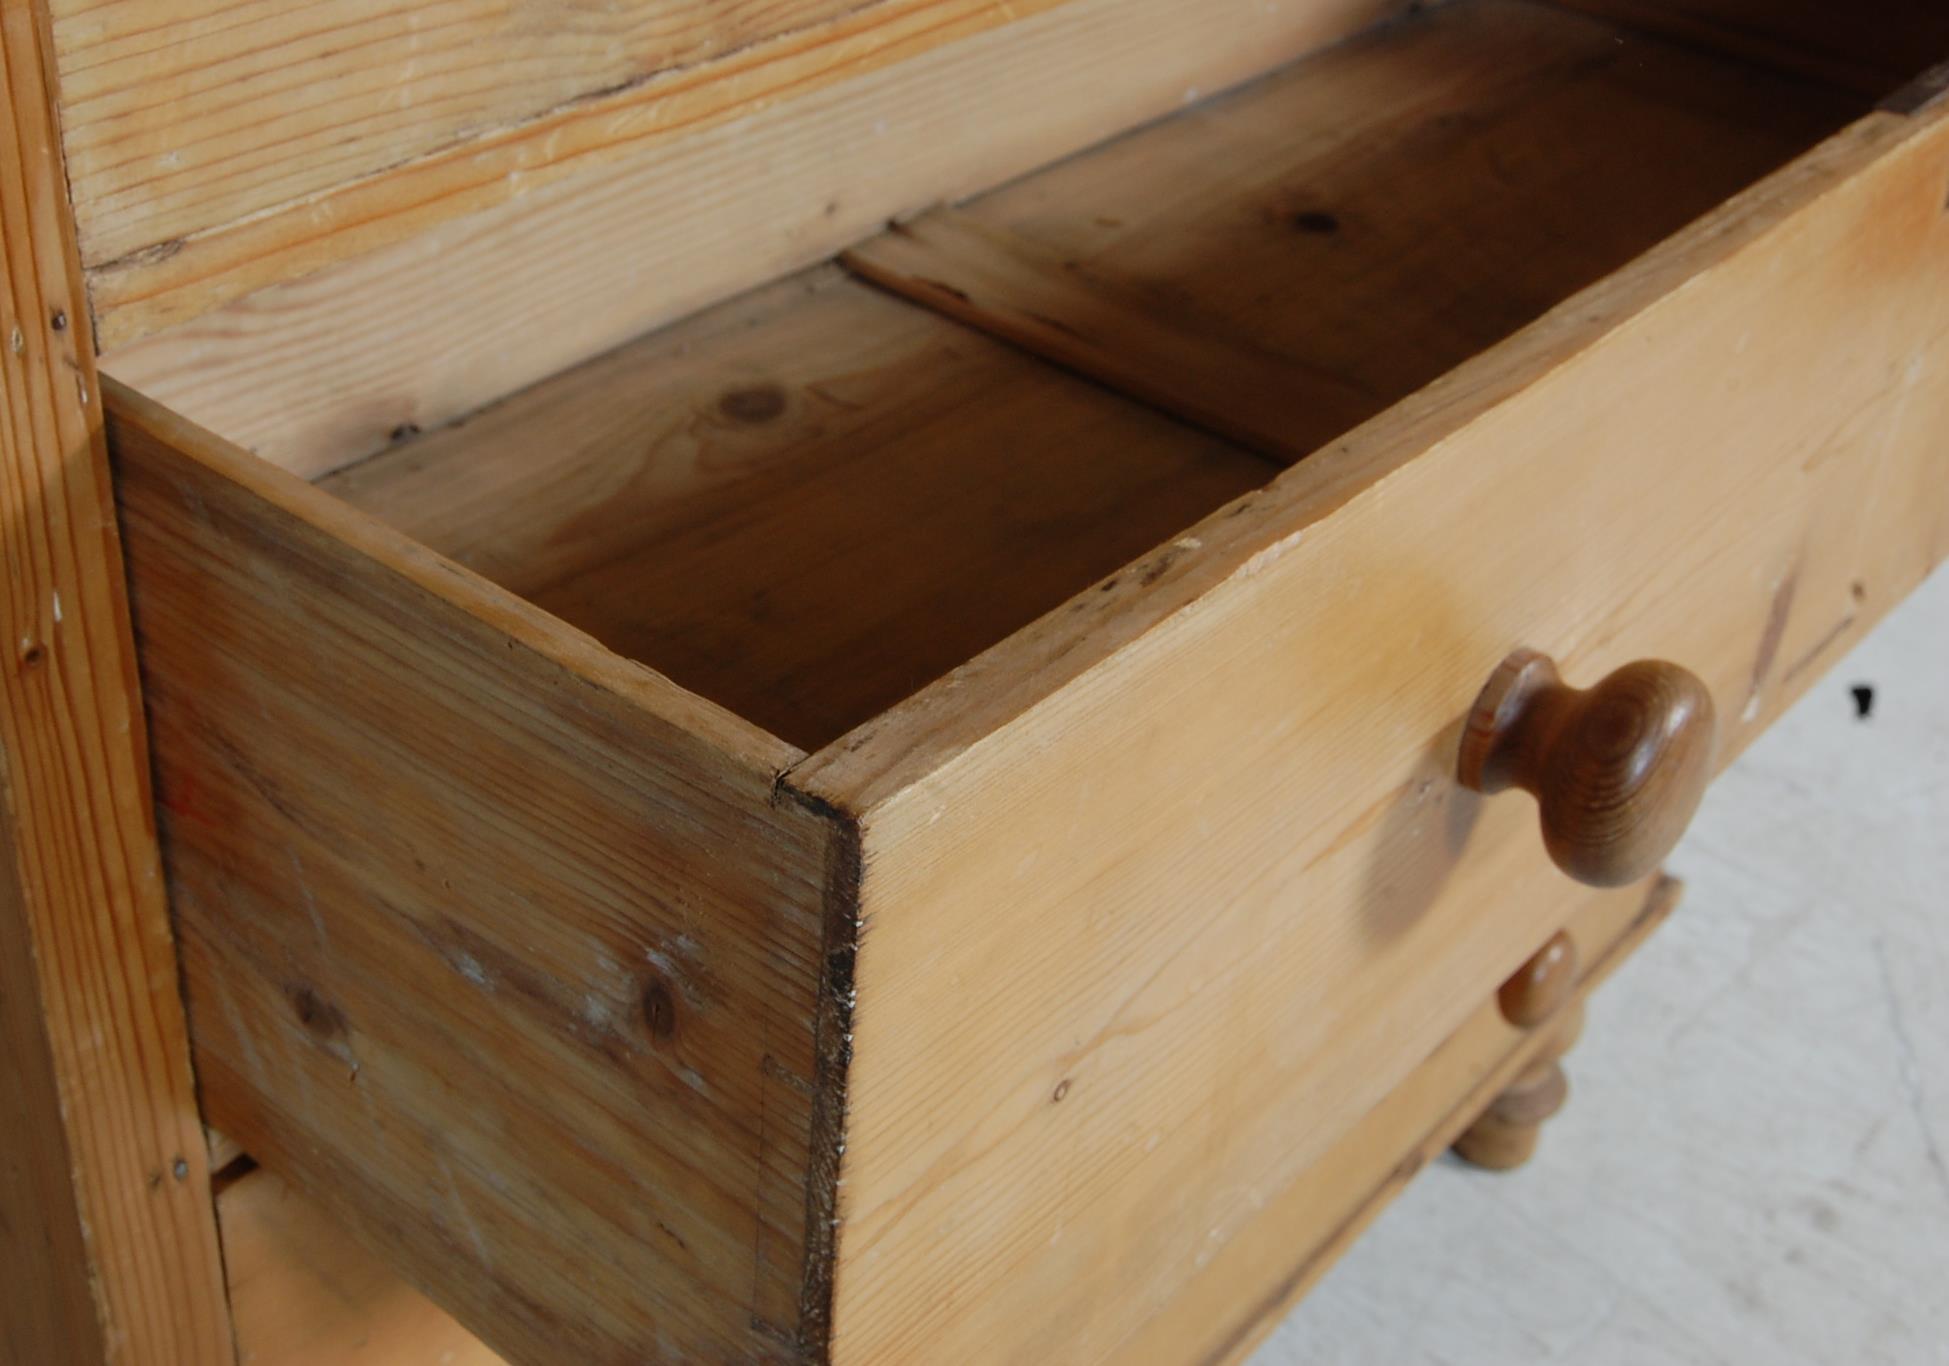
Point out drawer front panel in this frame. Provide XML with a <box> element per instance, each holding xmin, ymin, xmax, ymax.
<box><xmin>804</xmin><ymin>105</ymin><xmax>1949</xmax><ymax>1364</ymax></box>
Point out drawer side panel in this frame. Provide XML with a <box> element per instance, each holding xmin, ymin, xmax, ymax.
<box><xmin>109</xmin><ymin>385</ymin><xmax>844</xmax><ymax>1364</ymax></box>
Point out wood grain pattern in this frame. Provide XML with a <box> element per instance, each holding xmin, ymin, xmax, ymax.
<box><xmin>801</xmin><ymin>97</ymin><xmax>1949</xmax><ymax>816</ymax></box>
<box><xmin>794</xmin><ymin>96</ymin><xmax>1949</xmax><ymax>1366</ymax></box>
<box><xmin>1269</xmin><ymin>582</ymin><xmax>1949</xmax><ymax>1364</ymax></box>
<box><xmin>0</xmin><ymin>1</ymin><xmax>233</xmax><ymax>1360</ymax></box>
<box><xmin>317</xmin><ymin>0</ymin><xmax>1851</xmax><ymax>751</ymax></box>
<box><xmin>73</xmin><ymin>7</ymin><xmax>1947</xmax><ymax>1360</ymax></box>
<box><xmin>68</xmin><ymin>0</ymin><xmax>1128</xmax><ymax>340</ymax></box>
<box><xmin>51</xmin><ymin>0</ymin><xmax>874</xmax><ymax>266</ymax></box>
<box><xmin>191</xmin><ymin>876</ymin><xmax>1675</xmax><ymax>1366</ymax></box>
<box><xmin>99</xmin><ymin>0</ymin><xmax>1414</xmax><ymax>477</ymax></box>
<box><xmin>842</xmin><ymin>209</ymin><xmax>1338</xmax><ymax>463</ymax></box>
<box><xmin>860</xmin><ymin>0</ymin><xmax>1862</xmax><ymax>471</ymax></box>
<box><xmin>323</xmin><ymin>268</ymin><xmax>1270</xmax><ymax>750</ymax></box>
<box><xmin>109</xmin><ymin>380</ymin><xmax>850</xmax><ymax>1364</ymax></box>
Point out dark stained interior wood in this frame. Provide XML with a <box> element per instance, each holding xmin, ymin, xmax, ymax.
<box><xmin>324</xmin><ymin>0</ymin><xmax>1865</xmax><ymax>753</ymax></box>
<box><xmin>898</xmin><ymin>0</ymin><xmax>1865</xmax><ymax>465</ymax></box>
<box><xmin>842</xmin><ymin>208</ymin><xmax>1346</xmax><ymax>467</ymax></box>
<box><xmin>1546</xmin><ymin>0</ymin><xmax>1949</xmax><ymax>95</ymax></box>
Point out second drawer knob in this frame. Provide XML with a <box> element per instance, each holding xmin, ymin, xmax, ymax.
<box><xmin>1458</xmin><ymin>649</ymin><xmax>1716</xmax><ymax>887</ymax></box>
<box><xmin>1498</xmin><ymin>930</ymin><xmax>1578</xmax><ymax>1029</ymax></box>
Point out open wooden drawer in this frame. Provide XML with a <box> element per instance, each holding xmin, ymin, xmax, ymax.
<box><xmin>96</xmin><ymin>2</ymin><xmax>1949</xmax><ymax>1362</ymax></box>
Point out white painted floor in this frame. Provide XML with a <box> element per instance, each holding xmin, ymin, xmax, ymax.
<box><xmin>1253</xmin><ymin>567</ymin><xmax>1949</xmax><ymax>1366</ymax></box>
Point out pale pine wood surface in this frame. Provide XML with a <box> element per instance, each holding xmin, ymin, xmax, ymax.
<box><xmin>794</xmin><ymin>104</ymin><xmax>1949</xmax><ymax>1366</ymax></box>
<box><xmin>109</xmin><ymin>383</ymin><xmax>846</xmax><ymax>1363</ymax></box>
<box><xmin>98</xmin><ymin>0</ymin><xmax>1411</xmax><ymax>476</ymax></box>
<box><xmin>51</xmin><ymin>0</ymin><xmax>870</xmax><ymax>264</ymax></box>
<box><xmin>68</xmin><ymin>7</ymin><xmax>1941</xmax><ymax>1356</ymax></box>
<box><xmin>0</xmin><ymin>2</ymin><xmax>233</xmax><ymax>1360</ymax></box>
<box><xmin>799</xmin><ymin>106</ymin><xmax>1949</xmax><ymax>812</ymax></box>
<box><xmin>1257</xmin><ymin>572</ymin><xmax>1949</xmax><ymax>1365</ymax></box>
<box><xmin>1148</xmin><ymin>875</ymin><xmax>1682</xmax><ymax>1366</ymax></box>
<box><xmin>64</xmin><ymin>0</ymin><xmax>1087</xmax><ymax>339</ymax></box>
<box><xmin>323</xmin><ymin>268</ymin><xmax>1270</xmax><ymax>750</ymax></box>
<box><xmin>202</xmin><ymin>582</ymin><xmax>1949</xmax><ymax>1366</ymax></box>
<box><xmin>196</xmin><ymin>877</ymin><xmax>1673</xmax><ymax>1366</ymax></box>
<box><xmin>323</xmin><ymin>0</ymin><xmax>1848</xmax><ymax>753</ymax></box>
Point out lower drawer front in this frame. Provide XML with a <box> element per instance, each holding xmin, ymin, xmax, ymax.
<box><xmin>209</xmin><ymin>874</ymin><xmax>1675</xmax><ymax>1366</ymax></box>
<box><xmin>801</xmin><ymin>101</ymin><xmax>1949</xmax><ymax>1364</ymax></box>
<box><xmin>1137</xmin><ymin>874</ymin><xmax>1681</xmax><ymax>1366</ymax></box>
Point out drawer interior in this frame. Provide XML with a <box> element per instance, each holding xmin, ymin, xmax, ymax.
<box><xmin>324</xmin><ymin>274</ymin><xmax>1271</xmax><ymax>749</ymax></box>
<box><xmin>312</xmin><ymin>0</ymin><xmax>1889</xmax><ymax>751</ymax></box>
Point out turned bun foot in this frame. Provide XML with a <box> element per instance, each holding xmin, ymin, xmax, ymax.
<box><xmin>1452</xmin><ymin>1057</ymin><xmax>1569</xmax><ymax>1170</ymax></box>
<box><xmin>1455</xmin><ymin>933</ymin><xmax>1586</xmax><ymax>1171</ymax></box>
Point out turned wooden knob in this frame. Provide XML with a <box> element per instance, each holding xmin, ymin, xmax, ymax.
<box><xmin>1458</xmin><ymin>650</ymin><xmax>1716</xmax><ymax>888</ymax></box>
<box><xmin>1498</xmin><ymin>931</ymin><xmax>1577</xmax><ymax>1029</ymax></box>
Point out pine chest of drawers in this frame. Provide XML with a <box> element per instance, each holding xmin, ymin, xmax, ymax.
<box><xmin>3</xmin><ymin>1</ymin><xmax>1946</xmax><ymax>1362</ymax></box>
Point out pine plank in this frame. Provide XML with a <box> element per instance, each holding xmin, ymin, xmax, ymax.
<box><xmin>244</xmin><ymin>0</ymin><xmax>1868</xmax><ymax>756</ymax></box>
<box><xmin>322</xmin><ymin>268</ymin><xmax>1271</xmax><ymax>751</ymax></box>
<box><xmin>791</xmin><ymin>99</ymin><xmax>1949</xmax><ymax>1366</ymax></box>
<box><xmin>842</xmin><ymin>209</ymin><xmax>1346</xmax><ymax>464</ymax></box>
<box><xmin>51</xmin><ymin>0</ymin><xmax>874</xmax><ymax>267</ymax></box>
<box><xmin>108</xmin><ymin>379</ymin><xmax>849</xmax><ymax>1363</ymax></box>
<box><xmin>0</xmin><ymin>1</ymin><xmax>233</xmax><ymax>1360</ymax></box>
<box><xmin>61</xmin><ymin>7</ymin><xmax>1947</xmax><ymax>1362</ymax></box>
<box><xmin>98</xmin><ymin>0</ymin><xmax>1414</xmax><ymax>477</ymax></box>
<box><xmin>851</xmin><ymin>1</ymin><xmax>1860</xmax><ymax>468</ymax></box>
<box><xmin>201</xmin><ymin>874</ymin><xmax>1673</xmax><ymax>1366</ymax></box>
